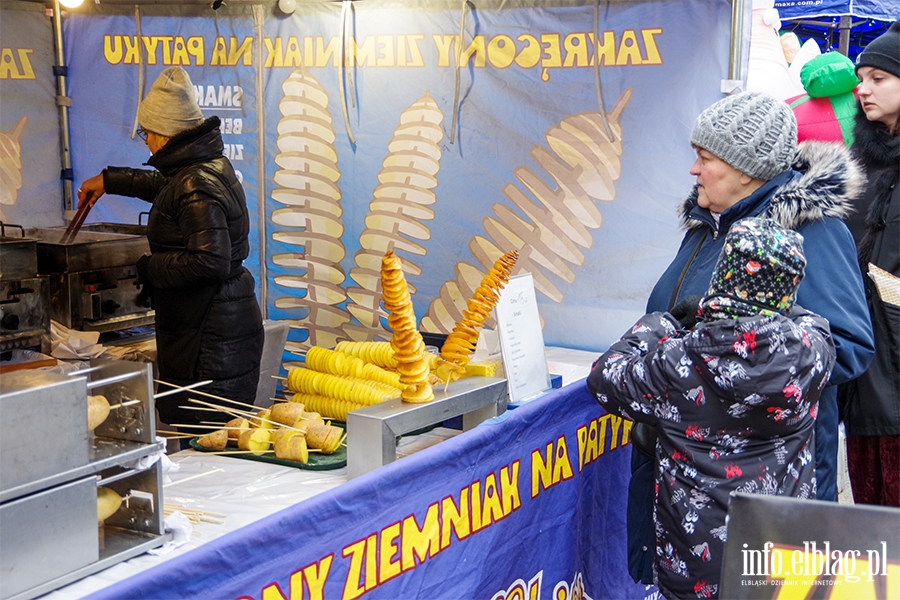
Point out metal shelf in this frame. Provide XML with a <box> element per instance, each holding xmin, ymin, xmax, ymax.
<box><xmin>0</xmin><ymin>437</ymin><xmax>165</xmax><ymax>504</ymax></box>
<box><xmin>346</xmin><ymin>376</ymin><xmax>507</xmax><ymax>479</ymax></box>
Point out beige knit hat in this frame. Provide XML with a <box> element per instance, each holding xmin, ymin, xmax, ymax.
<box><xmin>137</xmin><ymin>67</ymin><xmax>203</xmax><ymax>137</ymax></box>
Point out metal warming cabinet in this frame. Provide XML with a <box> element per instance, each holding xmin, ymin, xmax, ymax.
<box><xmin>26</xmin><ymin>224</ymin><xmax>154</xmax><ymax>333</ymax></box>
<box><xmin>0</xmin><ymin>360</ymin><xmax>170</xmax><ymax>600</ymax></box>
<box><xmin>0</xmin><ymin>225</ymin><xmax>50</xmax><ymax>352</ymax></box>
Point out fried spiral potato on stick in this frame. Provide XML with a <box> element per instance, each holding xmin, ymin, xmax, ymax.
<box><xmin>288</xmin><ymin>392</ymin><xmax>366</xmax><ymax>421</ymax></box>
<box><xmin>381</xmin><ymin>250</ymin><xmax>434</xmax><ymax>403</ymax></box>
<box><xmin>334</xmin><ymin>340</ymin><xmax>398</xmax><ymax>369</ymax></box>
<box><xmin>287</xmin><ymin>367</ymin><xmax>400</xmax><ymax>406</ymax></box>
<box><xmin>436</xmin><ymin>249</ymin><xmax>518</xmax><ymax>382</ymax></box>
<box><xmin>305</xmin><ymin>346</ymin><xmax>404</xmax><ymax>389</ymax></box>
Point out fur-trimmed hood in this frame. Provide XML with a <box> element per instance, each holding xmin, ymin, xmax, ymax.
<box><xmin>679</xmin><ymin>140</ymin><xmax>865</xmax><ymax>231</ymax></box>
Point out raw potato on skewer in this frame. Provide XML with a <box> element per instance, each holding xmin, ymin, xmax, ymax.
<box><xmin>97</xmin><ymin>487</ymin><xmax>123</xmax><ymax>522</ymax></box>
<box><xmin>87</xmin><ymin>394</ymin><xmax>110</xmax><ymax>431</ymax></box>
<box><xmin>197</xmin><ymin>429</ymin><xmax>228</xmax><ymax>450</ymax></box>
<box><xmin>274</xmin><ymin>431</ymin><xmax>309</xmax><ymax>463</ymax></box>
<box><xmin>286</xmin><ymin>367</ymin><xmax>400</xmax><ymax>405</ymax></box>
<box><xmin>249</xmin><ymin>408</ymin><xmax>276</xmax><ymax>429</ymax></box>
<box><xmin>238</xmin><ymin>428</ymin><xmax>273</xmax><ymax>456</ymax></box>
<box><xmin>273</xmin><ymin>427</ymin><xmax>299</xmax><ymax>445</ymax></box>
<box><xmin>294</xmin><ymin>413</ymin><xmax>326</xmax><ymax>434</ymax></box>
<box><xmin>270</xmin><ymin>401</ymin><xmax>306</xmax><ymax>426</ymax></box>
<box><xmin>225</xmin><ymin>417</ymin><xmax>250</xmax><ymax>444</ymax></box>
<box><xmin>306</xmin><ymin>424</ymin><xmax>344</xmax><ymax>454</ymax></box>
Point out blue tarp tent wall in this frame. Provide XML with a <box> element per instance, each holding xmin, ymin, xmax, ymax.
<box><xmin>774</xmin><ymin>0</ymin><xmax>895</xmax><ymax>20</ymax></box>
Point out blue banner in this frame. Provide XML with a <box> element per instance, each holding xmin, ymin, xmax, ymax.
<box><xmin>87</xmin><ymin>380</ymin><xmax>653</xmax><ymax>600</ymax></box>
<box><xmin>55</xmin><ymin>0</ymin><xmax>736</xmax><ymax>353</ymax></box>
<box><xmin>0</xmin><ymin>1</ymin><xmax>64</xmax><ymax>228</ymax></box>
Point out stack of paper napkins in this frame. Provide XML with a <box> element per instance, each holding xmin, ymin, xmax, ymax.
<box><xmin>868</xmin><ymin>263</ymin><xmax>900</xmax><ymax>307</ymax></box>
<box><xmin>49</xmin><ymin>320</ymin><xmax>105</xmax><ymax>360</ymax></box>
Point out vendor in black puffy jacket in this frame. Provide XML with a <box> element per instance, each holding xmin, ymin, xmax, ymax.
<box><xmin>588</xmin><ymin>217</ymin><xmax>836</xmax><ymax>600</ymax></box>
<box><xmin>76</xmin><ymin>67</ymin><xmax>264</xmax><ymax>437</ymax></box>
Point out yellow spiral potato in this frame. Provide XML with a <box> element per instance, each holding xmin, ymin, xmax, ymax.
<box><xmin>381</xmin><ymin>250</ymin><xmax>433</xmax><ymax>403</ymax></box>
<box><xmin>435</xmin><ymin>249</ymin><xmax>519</xmax><ymax>382</ymax></box>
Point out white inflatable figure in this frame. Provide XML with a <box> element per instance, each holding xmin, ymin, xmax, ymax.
<box><xmin>0</xmin><ymin>115</ymin><xmax>27</xmax><ymax>218</ymax></box>
<box><xmin>787</xmin><ymin>39</ymin><xmax>823</xmax><ymax>95</ymax></box>
<box><xmin>780</xmin><ymin>32</ymin><xmax>802</xmax><ymax>65</ymax></box>
<box><xmin>746</xmin><ymin>0</ymin><xmax>805</xmax><ymax>100</ymax></box>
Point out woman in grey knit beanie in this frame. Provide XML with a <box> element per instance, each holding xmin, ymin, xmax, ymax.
<box><xmin>688</xmin><ymin>90</ymin><xmax>797</xmax><ymax>213</ymax></box>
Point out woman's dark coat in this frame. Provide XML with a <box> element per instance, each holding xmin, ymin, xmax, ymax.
<box><xmin>842</xmin><ymin>110</ymin><xmax>900</xmax><ymax>436</ymax></box>
<box><xmin>105</xmin><ymin>117</ymin><xmax>264</xmax><ymax>424</ymax></box>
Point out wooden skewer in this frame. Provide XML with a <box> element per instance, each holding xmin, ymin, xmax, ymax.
<box><xmin>163</xmin><ymin>504</ymin><xmax>227</xmax><ymax>518</ymax></box>
<box><xmin>177</xmin><ymin>402</ymin><xmax>253</xmax><ymax>424</ymax></box>
<box><xmin>194</xmin><ymin>450</ymin><xmax>269</xmax><ymax>455</ymax></box>
<box><xmin>162</xmin><ymin>510</ymin><xmax>224</xmax><ymax>525</ymax></box>
<box><xmin>169</xmin><ymin>423</ymin><xmax>251</xmax><ymax>431</ymax></box>
<box><xmin>185</xmin><ymin>399</ymin><xmax>256</xmax><ymax>419</ymax></box>
<box><xmin>108</xmin><ymin>399</ymin><xmax>142</xmax><ymax>410</ymax></box>
<box><xmin>157</xmin><ymin>430</ymin><xmax>198</xmax><ymax>439</ymax></box>
<box><xmin>186</xmin><ymin>398</ymin><xmax>306</xmax><ymax>433</ymax></box>
<box><xmin>164</xmin><ymin>468</ymin><xmax>225</xmax><ymax>488</ymax></box>
<box><xmin>154</xmin><ymin>380</ymin><xmax>214</xmax><ymax>399</ymax></box>
<box><xmin>155</xmin><ymin>379</ymin><xmax>263</xmax><ymax>412</ymax></box>
<box><xmin>272</xmin><ymin>375</ymin><xmax>287</xmax><ymax>381</ymax></box>
<box><xmin>179</xmin><ymin>405</ymin><xmax>248</xmax><ymax>415</ymax></box>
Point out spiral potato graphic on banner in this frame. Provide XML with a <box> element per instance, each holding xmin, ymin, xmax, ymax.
<box><xmin>270</xmin><ymin>69</ymin><xmax>351</xmax><ymax>351</ymax></box>
<box><xmin>342</xmin><ymin>91</ymin><xmax>444</xmax><ymax>342</ymax></box>
<box><xmin>420</xmin><ymin>88</ymin><xmax>632</xmax><ymax>334</ymax></box>
<box><xmin>0</xmin><ymin>115</ymin><xmax>28</xmax><ymax>213</ymax></box>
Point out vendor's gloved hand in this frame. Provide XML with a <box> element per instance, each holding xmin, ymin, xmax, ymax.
<box><xmin>136</xmin><ymin>254</ymin><xmax>151</xmax><ymax>285</ymax></box>
<box><xmin>669</xmin><ymin>294</ymin><xmax>703</xmax><ymax>329</ymax></box>
<box><xmin>135</xmin><ymin>254</ymin><xmax>154</xmax><ymax>309</ymax></box>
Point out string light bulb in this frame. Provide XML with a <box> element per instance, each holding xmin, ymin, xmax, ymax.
<box><xmin>58</xmin><ymin>0</ymin><xmax>84</xmax><ymax>7</ymax></box>
<box><xmin>278</xmin><ymin>0</ymin><xmax>297</xmax><ymax>15</ymax></box>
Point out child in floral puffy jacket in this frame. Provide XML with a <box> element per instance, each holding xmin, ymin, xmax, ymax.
<box><xmin>587</xmin><ymin>217</ymin><xmax>836</xmax><ymax>599</ymax></box>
